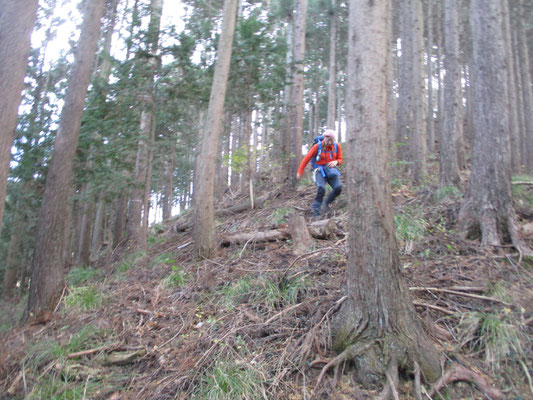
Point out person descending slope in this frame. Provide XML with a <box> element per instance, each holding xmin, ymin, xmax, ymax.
<box><xmin>296</xmin><ymin>129</ymin><xmax>343</xmax><ymax>217</ymax></box>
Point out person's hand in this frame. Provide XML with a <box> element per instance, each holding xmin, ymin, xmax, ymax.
<box><xmin>296</xmin><ymin>173</ymin><xmax>302</xmax><ymax>180</ymax></box>
<box><xmin>327</xmin><ymin>161</ymin><xmax>338</xmax><ymax>168</ymax></box>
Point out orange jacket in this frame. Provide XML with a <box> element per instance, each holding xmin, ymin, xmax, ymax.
<box><xmin>297</xmin><ymin>141</ymin><xmax>343</xmax><ymax>176</ymax></box>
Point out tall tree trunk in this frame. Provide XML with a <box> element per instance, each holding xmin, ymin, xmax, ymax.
<box><xmin>458</xmin><ymin>0</ymin><xmax>530</xmax><ymax>254</ymax></box>
<box><xmin>91</xmin><ymin>194</ymin><xmax>105</xmax><ymax>257</ymax></box>
<box><xmin>126</xmin><ymin>0</ymin><xmax>162</xmax><ymax>248</ymax></box>
<box><xmin>502</xmin><ymin>0</ymin><xmax>521</xmax><ymax>173</ymax></box>
<box><xmin>439</xmin><ymin>0</ymin><xmax>461</xmax><ymax>188</ymax></box>
<box><xmin>425</xmin><ymin>0</ymin><xmax>435</xmax><ymax>154</ymax></box>
<box><xmin>515</xmin><ymin>0</ymin><xmax>533</xmax><ymax>173</ymax></box>
<box><xmin>24</xmin><ymin>0</ymin><xmax>106</xmax><ymax>322</ymax></box>
<box><xmin>286</xmin><ymin>0</ymin><xmax>308</xmax><ymax>187</ymax></box>
<box><xmin>326</xmin><ymin>0</ymin><xmax>337</xmax><ymax>130</ymax></box>
<box><xmin>193</xmin><ymin>0</ymin><xmax>238</xmax><ymax>258</ymax></box>
<box><xmin>409</xmin><ymin>0</ymin><xmax>427</xmax><ymax>183</ymax></box>
<box><xmin>162</xmin><ymin>146</ymin><xmax>176</xmax><ymax>221</ymax></box>
<box><xmin>0</xmin><ymin>0</ymin><xmax>39</xmax><ymax>233</ymax></box>
<box><xmin>76</xmin><ymin>182</ymin><xmax>95</xmax><ymax>266</ymax></box>
<box><xmin>334</xmin><ymin>0</ymin><xmax>441</xmax><ymax>389</ymax></box>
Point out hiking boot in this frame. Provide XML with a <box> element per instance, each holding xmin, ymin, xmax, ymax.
<box><xmin>312</xmin><ymin>209</ymin><xmax>321</xmax><ymax>217</ymax></box>
<box><xmin>322</xmin><ymin>201</ymin><xmax>330</xmax><ymax>215</ymax></box>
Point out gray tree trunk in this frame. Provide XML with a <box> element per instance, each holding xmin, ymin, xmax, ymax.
<box><xmin>326</xmin><ymin>0</ymin><xmax>337</xmax><ymax>129</ymax></box>
<box><xmin>458</xmin><ymin>0</ymin><xmax>529</xmax><ymax>254</ymax></box>
<box><xmin>126</xmin><ymin>0</ymin><xmax>163</xmax><ymax>248</ymax></box>
<box><xmin>0</xmin><ymin>0</ymin><xmax>39</xmax><ymax>233</ymax></box>
<box><xmin>193</xmin><ymin>0</ymin><xmax>238</xmax><ymax>258</ymax></box>
<box><xmin>24</xmin><ymin>0</ymin><xmax>106</xmax><ymax>321</ymax></box>
<box><xmin>439</xmin><ymin>0</ymin><xmax>461</xmax><ymax>188</ymax></box>
<box><xmin>335</xmin><ymin>0</ymin><xmax>441</xmax><ymax>389</ymax></box>
<box><xmin>286</xmin><ymin>0</ymin><xmax>308</xmax><ymax>187</ymax></box>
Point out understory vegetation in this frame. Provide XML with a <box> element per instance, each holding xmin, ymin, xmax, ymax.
<box><xmin>1</xmin><ymin>167</ymin><xmax>532</xmax><ymax>399</ymax></box>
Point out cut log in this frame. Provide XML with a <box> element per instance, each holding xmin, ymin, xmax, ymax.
<box><xmin>308</xmin><ymin>218</ymin><xmax>342</xmax><ymax>239</ymax></box>
<box><xmin>221</xmin><ymin>229</ymin><xmax>290</xmax><ymax>245</ymax></box>
<box><xmin>288</xmin><ymin>214</ymin><xmax>313</xmax><ymax>255</ymax></box>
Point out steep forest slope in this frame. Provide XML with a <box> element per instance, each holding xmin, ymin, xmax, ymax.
<box><xmin>1</xmin><ymin>168</ymin><xmax>532</xmax><ymax>399</ymax></box>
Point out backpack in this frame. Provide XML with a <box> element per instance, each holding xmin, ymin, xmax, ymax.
<box><xmin>310</xmin><ymin>135</ymin><xmax>338</xmax><ymax>171</ymax></box>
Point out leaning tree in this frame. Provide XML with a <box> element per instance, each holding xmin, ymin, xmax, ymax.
<box><xmin>321</xmin><ymin>0</ymin><xmax>441</xmax><ymax>394</ymax></box>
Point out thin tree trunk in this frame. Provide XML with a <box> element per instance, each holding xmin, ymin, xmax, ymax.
<box><xmin>0</xmin><ymin>1</ymin><xmax>39</xmax><ymax>233</ymax></box>
<box><xmin>326</xmin><ymin>0</ymin><xmax>337</xmax><ymax>129</ymax></box>
<box><xmin>24</xmin><ymin>0</ymin><xmax>106</xmax><ymax>321</ymax></box>
<box><xmin>91</xmin><ymin>194</ymin><xmax>105</xmax><ymax>257</ymax></box>
<box><xmin>502</xmin><ymin>0</ymin><xmax>521</xmax><ymax>173</ymax></box>
<box><xmin>286</xmin><ymin>0</ymin><xmax>308</xmax><ymax>187</ymax></box>
<box><xmin>193</xmin><ymin>0</ymin><xmax>239</xmax><ymax>258</ymax></box>
<box><xmin>426</xmin><ymin>0</ymin><xmax>435</xmax><ymax>154</ymax></box>
<box><xmin>2</xmin><ymin>209</ymin><xmax>24</xmax><ymax>298</ymax></box>
<box><xmin>440</xmin><ymin>0</ymin><xmax>461</xmax><ymax>188</ymax></box>
<box><xmin>516</xmin><ymin>0</ymin><xmax>533</xmax><ymax>173</ymax></box>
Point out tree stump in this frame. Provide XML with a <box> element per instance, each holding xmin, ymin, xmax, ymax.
<box><xmin>288</xmin><ymin>214</ymin><xmax>313</xmax><ymax>255</ymax></box>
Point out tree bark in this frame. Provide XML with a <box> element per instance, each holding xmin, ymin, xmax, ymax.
<box><xmin>24</xmin><ymin>0</ymin><xmax>106</xmax><ymax>321</ymax></box>
<box><xmin>0</xmin><ymin>0</ymin><xmax>39</xmax><ymax>233</ymax></box>
<box><xmin>193</xmin><ymin>0</ymin><xmax>238</xmax><ymax>258</ymax></box>
<box><xmin>502</xmin><ymin>0</ymin><xmax>521</xmax><ymax>174</ymax></box>
<box><xmin>440</xmin><ymin>0</ymin><xmax>461</xmax><ymax>188</ymax></box>
<box><xmin>333</xmin><ymin>0</ymin><xmax>441</xmax><ymax>389</ymax></box>
<box><xmin>326</xmin><ymin>0</ymin><xmax>337</xmax><ymax>130</ymax></box>
<box><xmin>458</xmin><ymin>0</ymin><xmax>529</xmax><ymax>253</ymax></box>
<box><xmin>286</xmin><ymin>0</ymin><xmax>308</xmax><ymax>187</ymax></box>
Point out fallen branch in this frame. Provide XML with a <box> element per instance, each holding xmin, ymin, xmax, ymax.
<box><xmin>67</xmin><ymin>346</ymin><xmax>108</xmax><ymax>359</ymax></box>
<box><xmin>409</xmin><ymin>287</ymin><xmax>511</xmax><ymax>305</ymax></box>
<box><xmin>428</xmin><ymin>363</ymin><xmax>505</xmax><ymax>399</ymax></box>
<box><xmin>412</xmin><ymin>300</ymin><xmax>455</xmax><ymax>316</ymax></box>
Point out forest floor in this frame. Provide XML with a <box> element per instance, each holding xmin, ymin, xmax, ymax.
<box><xmin>1</xmin><ymin>166</ymin><xmax>533</xmax><ymax>400</ymax></box>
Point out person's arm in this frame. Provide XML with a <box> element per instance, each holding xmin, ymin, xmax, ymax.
<box><xmin>297</xmin><ymin>144</ymin><xmax>318</xmax><ymax>178</ymax></box>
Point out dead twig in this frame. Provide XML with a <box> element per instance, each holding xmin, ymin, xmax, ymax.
<box><xmin>413</xmin><ymin>300</ymin><xmax>456</xmax><ymax>315</ymax></box>
<box><xmin>409</xmin><ymin>287</ymin><xmax>512</xmax><ymax>306</ymax></box>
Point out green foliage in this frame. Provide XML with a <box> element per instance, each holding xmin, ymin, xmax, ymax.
<box><xmin>512</xmin><ymin>176</ymin><xmax>533</xmax><ymax>208</ymax></box>
<box><xmin>258</xmin><ymin>276</ymin><xmax>307</xmax><ymax>308</ymax></box>
<box><xmin>24</xmin><ymin>325</ymin><xmax>106</xmax><ymax>399</ymax></box>
<box><xmin>150</xmin><ymin>252</ymin><xmax>176</xmax><ymax>267</ymax></box>
<box><xmin>434</xmin><ymin>185</ymin><xmax>462</xmax><ymax>203</ymax></box>
<box><xmin>162</xmin><ymin>266</ymin><xmax>187</xmax><ymax>288</ymax></box>
<box><xmin>216</xmin><ymin>274</ymin><xmax>307</xmax><ymax>310</ymax></box>
<box><xmin>67</xmin><ymin>266</ymin><xmax>104</xmax><ymax>286</ymax></box>
<box><xmin>116</xmin><ymin>250</ymin><xmax>146</xmax><ymax>274</ymax></box>
<box><xmin>28</xmin><ymin>378</ymin><xmax>100</xmax><ymax>400</ymax></box>
<box><xmin>268</xmin><ymin>207</ymin><xmax>293</xmax><ymax>225</ymax></box>
<box><xmin>455</xmin><ymin>311</ymin><xmax>525</xmax><ymax>370</ymax></box>
<box><xmin>195</xmin><ymin>360</ymin><xmax>263</xmax><ymax>400</ymax></box>
<box><xmin>64</xmin><ymin>286</ymin><xmax>104</xmax><ymax>311</ymax></box>
<box><xmin>223</xmin><ymin>145</ymin><xmax>249</xmax><ymax>174</ymax></box>
<box><xmin>394</xmin><ymin>211</ymin><xmax>427</xmax><ymax>244</ymax></box>
<box><xmin>217</xmin><ymin>277</ymin><xmax>252</xmax><ymax>309</ymax></box>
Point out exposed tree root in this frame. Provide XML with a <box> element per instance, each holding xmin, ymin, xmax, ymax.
<box><xmin>377</xmin><ymin>359</ymin><xmax>400</xmax><ymax>400</ymax></box>
<box><xmin>428</xmin><ymin>363</ymin><xmax>505</xmax><ymax>399</ymax></box>
<box><xmin>313</xmin><ymin>343</ymin><xmax>372</xmax><ymax>393</ymax></box>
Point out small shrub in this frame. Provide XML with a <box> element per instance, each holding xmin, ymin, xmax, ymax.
<box><xmin>67</xmin><ymin>266</ymin><xmax>104</xmax><ymax>286</ymax></box>
<box><xmin>64</xmin><ymin>286</ymin><xmax>103</xmax><ymax>311</ymax></box>
<box><xmin>195</xmin><ymin>360</ymin><xmax>262</xmax><ymax>400</ymax></box>
<box><xmin>258</xmin><ymin>276</ymin><xmax>307</xmax><ymax>308</ymax></box>
<box><xmin>217</xmin><ymin>278</ymin><xmax>252</xmax><ymax>309</ymax></box>
<box><xmin>455</xmin><ymin>311</ymin><xmax>525</xmax><ymax>370</ymax></box>
<box><xmin>394</xmin><ymin>211</ymin><xmax>427</xmax><ymax>244</ymax></box>
<box><xmin>151</xmin><ymin>252</ymin><xmax>176</xmax><ymax>267</ymax></box>
<box><xmin>162</xmin><ymin>266</ymin><xmax>187</xmax><ymax>288</ymax></box>
<box><xmin>434</xmin><ymin>185</ymin><xmax>462</xmax><ymax>203</ymax></box>
<box><xmin>117</xmin><ymin>250</ymin><xmax>145</xmax><ymax>274</ymax></box>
